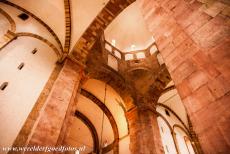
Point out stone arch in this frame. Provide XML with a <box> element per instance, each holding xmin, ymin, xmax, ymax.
<box><xmin>156</xmin><ymin>112</ymin><xmax>173</xmax><ymax>132</ymax></box>
<box><xmin>156</xmin><ymin>112</ymin><xmax>179</xmax><ymax>153</ymax></box>
<box><xmin>80</xmin><ymin>89</ymin><xmax>119</xmax><ymax>154</ymax></box>
<box><xmin>173</xmin><ymin>124</ymin><xmax>190</xmax><ymax>138</ymax></box>
<box><xmin>75</xmin><ymin>111</ymin><xmax>100</xmax><ymax>154</ymax></box>
<box><xmin>173</xmin><ymin>124</ymin><xmax>198</xmax><ymax>154</ymax></box>
<box><xmin>85</xmin><ymin>65</ymin><xmax>136</xmax><ymax>111</ymax></box>
<box><xmin>16</xmin><ymin>32</ymin><xmax>62</xmax><ymax>61</ymax></box>
<box><xmin>0</xmin><ymin>7</ymin><xmax>16</xmax><ymax>32</ymax></box>
<box><xmin>157</xmin><ymin>103</ymin><xmax>189</xmax><ymax>132</ymax></box>
<box><xmin>63</xmin><ymin>0</ymin><xmax>71</xmax><ymax>54</ymax></box>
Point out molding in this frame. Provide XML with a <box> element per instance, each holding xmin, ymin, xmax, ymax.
<box><xmin>0</xmin><ymin>7</ymin><xmax>16</xmax><ymax>32</ymax></box>
<box><xmin>80</xmin><ymin>89</ymin><xmax>119</xmax><ymax>154</ymax></box>
<box><xmin>16</xmin><ymin>32</ymin><xmax>62</xmax><ymax>61</ymax></box>
<box><xmin>75</xmin><ymin>111</ymin><xmax>100</xmax><ymax>154</ymax></box>
<box><xmin>1</xmin><ymin>1</ymin><xmax>64</xmax><ymax>54</ymax></box>
<box><xmin>63</xmin><ymin>0</ymin><xmax>71</xmax><ymax>54</ymax></box>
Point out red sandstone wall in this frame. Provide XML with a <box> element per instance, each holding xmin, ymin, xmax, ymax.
<box><xmin>126</xmin><ymin>107</ymin><xmax>164</xmax><ymax>154</ymax></box>
<box><xmin>139</xmin><ymin>0</ymin><xmax>230</xmax><ymax>153</ymax></box>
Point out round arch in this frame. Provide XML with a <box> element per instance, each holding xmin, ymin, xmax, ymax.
<box><xmin>80</xmin><ymin>89</ymin><xmax>119</xmax><ymax>154</ymax></box>
<box><xmin>157</xmin><ymin>113</ymin><xmax>179</xmax><ymax>154</ymax></box>
<box><xmin>16</xmin><ymin>32</ymin><xmax>62</xmax><ymax>61</ymax></box>
<box><xmin>173</xmin><ymin>124</ymin><xmax>196</xmax><ymax>154</ymax></box>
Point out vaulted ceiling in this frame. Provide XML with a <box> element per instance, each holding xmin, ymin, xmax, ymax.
<box><xmin>105</xmin><ymin>1</ymin><xmax>153</xmax><ymax>52</ymax></box>
<box><xmin>8</xmin><ymin>0</ymin><xmax>110</xmax><ymax>51</ymax></box>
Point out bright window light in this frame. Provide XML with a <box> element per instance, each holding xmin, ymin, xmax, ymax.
<box><xmin>125</xmin><ymin>54</ymin><xmax>134</xmax><ymax>60</ymax></box>
<box><xmin>131</xmin><ymin>44</ymin><xmax>135</xmax><ymax>50</ymax></box>
<box><xmin>112</xmin><ymin>39</ymin><xmax>116</xmax><ymax>46</ymax></box>
<box><xmin>136</xmin><ymin>52</ymin><xmax>145</xmax><ymax>59</ymax></box>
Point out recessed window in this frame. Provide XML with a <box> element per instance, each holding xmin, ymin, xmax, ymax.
<box><xmin>125</xmin><ymin>54</ymin><xmax>134</xmax><ymax>61</ymax></box>
<box><xmin>18</xmin><ymin>62</ymin><xmax>25</xmax><ymax>70</ymax></box>
<box><xmin>32</xmin><ymin>48</ymin><xmax>37</xmax><ymax>54</ymax></box>
<box><xmin>18</xmin><ymin>13</ymin><xmax>29</xmax><ymax>21</ymax></box>
<box><xmin>161</xmin><ymin>127</ymin><xmax>164</xmax><ymax>133</ymax></box>
<box><xmin>0</xmin><ymin>82</ymin><xmax>8</xmax><ymax>91</ymax></box>
<box><xmin>136</xmin><ymin>52</ymin><xmax>145</xmax><ymax>59</ymax></box>
<box><xmin>165</xmin><ymin>109</ymin><xmax>170</xmax><ymax>116</ymax></box>
<box><xmin>165</xmin><ymin>145</ymin><xmax>169</xmax><ymax>153</ymax></box>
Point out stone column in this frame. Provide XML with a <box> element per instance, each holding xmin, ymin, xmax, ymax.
<box><xmin>24</xmin><ymin>59</ymin><xmax>83</xmax><ymax>153</ymax></box>
<box><xmin>139</xmin><ymin>0</ymin><xmax>230</xmax><ymax>153</ymax></box>
<box><xmin>126</xmin><ymin>103</ymin><xmax>164</xmax><ymax>154</ymax></box>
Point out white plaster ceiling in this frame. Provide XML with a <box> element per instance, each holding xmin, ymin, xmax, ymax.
<box><xmin>0</xmin><ymin>3</ymin><xmax>61</xmax><ymax>51</ymax></box>
<box><xmin>8</xmin><ymin>0</ymin><xmax>109</xmax><ymax>51</ymax></box>
<box><xmin>158</xmin><ymin>89</ymin><xmax>188</xmax><ymax>127</ymax></box>
<box><xmin>6</xmin><ymin>0</ymin><xmax>152</xmax><ymax>53</ymax></box>
<box><xmin>104</xmin><ymin>1</ymin><xmax>154</xmax><ymax>52</ymax></box>
<box><xmin>70</xmin><ymin>0</ymin><xmax>109</xmax><ymax>50</ymax></box>
<box><xmin>82</xmin><ymin>79</ymin><xmax>129</xmax><ymax>138</ymax></box>
<box><xmin>9</xmin><ymin>0</ymin><xmax>66</xmax><ymax>46</ymax></box>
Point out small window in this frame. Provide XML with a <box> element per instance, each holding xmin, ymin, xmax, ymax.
<box><xmin>165</xmin><ymin>145</ymin><xmax>169</xmax><ymax>153</ymax></box>
<box><xmin>18</xmin><ymin>62</ymin><xmax>25</xmax><ymax>70</ymax></box>
<box><xmin>18</xmin><ymin>13</ymin><xmax>29</xmax><ymax>21</ymax></box>
<box><xmin>32</xmin><ymin>48</ymin><xmax>37</xmax><ymax>54</ymax></box>
<box><xmin>161</xmin><ymin>127</ymin><xmax>164</xmax><ymax>133</ymax></box>
<box><xmin>136</xmin><ymin>52</ymin><xmax>145</xmax><ymax>59</ymax></box>
<box><xmin>0</xmin><ymin>82</ymin><xmax>8</xmax><ymax>91</ymax></box>
<box><xmin>165</xmin><ymin>109</ymin><xmax>170</xmax><ymax>116</ymax></box>
<box><xmin>125</xmin><ymin>54</ymin><xmax>134</xmax><ymax>61</ymax></box>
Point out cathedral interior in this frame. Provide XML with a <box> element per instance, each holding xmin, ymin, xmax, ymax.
<box><xmin>0</xmin><ymin>0</ymin><xmax>229</xmax><ymax>154</ymax></box>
